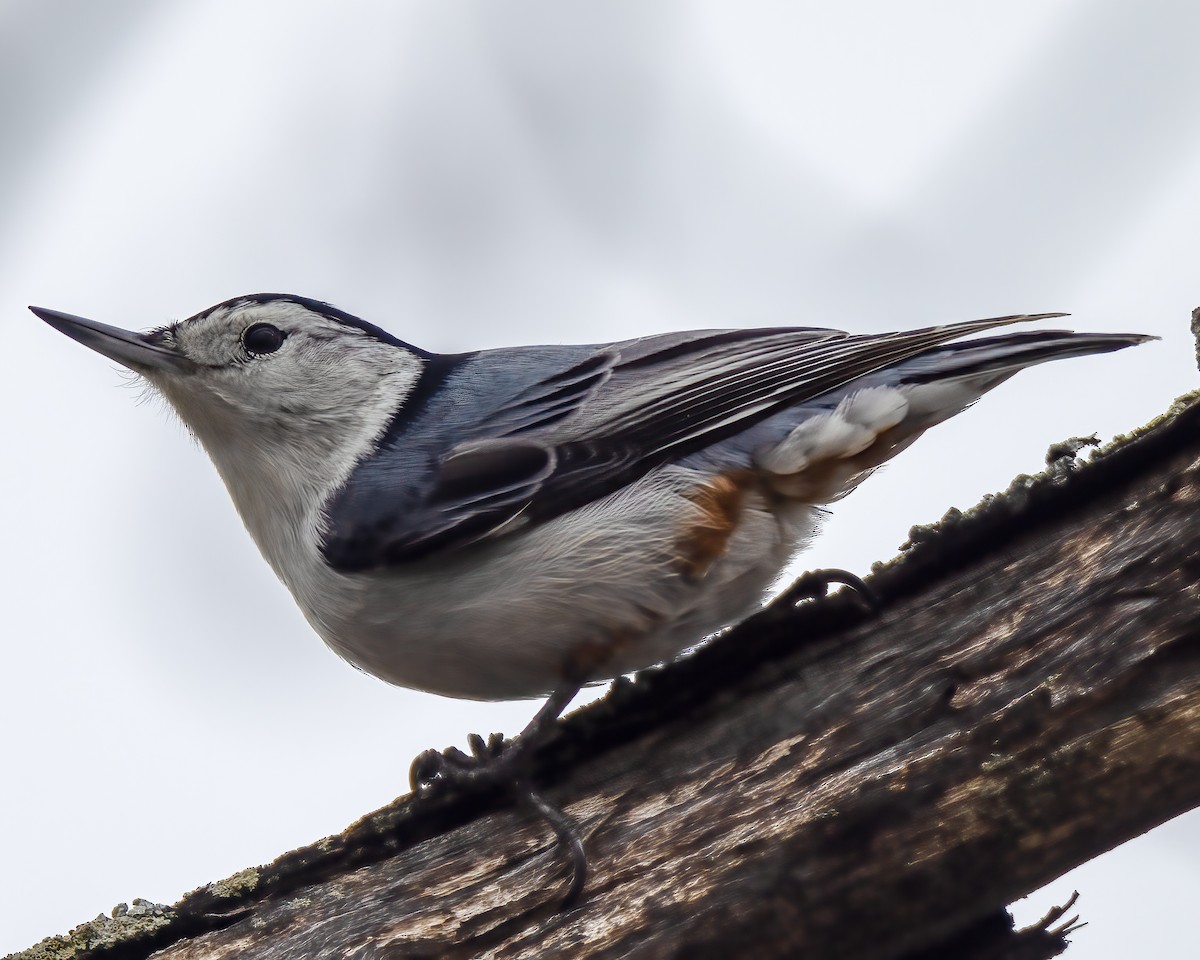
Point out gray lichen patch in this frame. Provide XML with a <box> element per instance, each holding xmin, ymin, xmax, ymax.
<box><xmin>1044</xmin><ymin>434</ymin><xmax>1099</xmax><ymax>466</ymax></box>
<box><xmin>1097</xmin><ymin>387</ymin><xmax>1200</xmax><ymax>451</ymax></box>
<box><xmin>209</xmin><ymin>868</ymin><xmax>261</xmax><ymax>900</ymax></box>
<box><xmin>1190</xmin><ymin>305</ymin><xmax>1200</xmax><ymax>368</ymax></box>
<box><xmin>6</xmin><ymin>900</ymin><xmax>173</xmax><ymax>960</ymax></box>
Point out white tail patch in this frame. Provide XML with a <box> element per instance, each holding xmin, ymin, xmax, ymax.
<box><xmin>756</xmin><ymin>387</ymin><xmax>909</xmax><ymax>476</ymax></box>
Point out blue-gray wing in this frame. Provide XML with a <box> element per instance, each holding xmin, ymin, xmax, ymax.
<box><xmin>320</xmin><ymin>315</ymin><xmax>1050</xmax><ymax>571</ymax></box>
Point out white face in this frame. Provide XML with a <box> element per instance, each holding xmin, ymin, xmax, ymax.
<box><xmin>35</xmin><ymin>295</ymin><xmax>426</xmax><ymax>579</ymax></box>
<box><xmin>140</xmin><ymin>297</ymin><xmax>425</xmax><ymax>548</ymax></box>
<box><xmin>150</xmin><ymin>299</ymin><xmax>422</xmax><ymax>433</ymax></box>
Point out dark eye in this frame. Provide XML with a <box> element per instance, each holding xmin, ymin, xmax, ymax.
<box><xmin>243</xmin><ymin>323</ymin><xmax>287</xmax><ymax>355</ymax></box>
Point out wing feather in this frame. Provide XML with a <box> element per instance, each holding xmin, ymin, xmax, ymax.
<box><xmin>321</xmin><ymin>314</ymin><xmax>1062</xmax><ymax>569</ymax></box>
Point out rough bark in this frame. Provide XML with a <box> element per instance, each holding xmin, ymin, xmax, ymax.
<box><xmin>14</xmin><ymin>388</ymin><xmax>1200</xmax><ymax>960</ymax></box>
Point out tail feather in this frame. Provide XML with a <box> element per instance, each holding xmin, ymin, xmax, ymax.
<box><xmin>755</xmin><ymin>325</ymin><xmax>1154</xmax><ymax>504</ymax></box>
<box><xmin>896</xmin><ymin>330</ymin><xmax>1156</xmax><ymax>385</ymax></box>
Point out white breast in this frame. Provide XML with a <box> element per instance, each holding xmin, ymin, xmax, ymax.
<box><xmin>285</xmin><ymin>464</ymin><xmax>819</xmax><ymax>701</ymax></box>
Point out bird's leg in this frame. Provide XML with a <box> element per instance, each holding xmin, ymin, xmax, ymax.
<box><xmin>773</xmin><ymin>567</ymin><xmax>878</xmax><ymax>613</ymax></box>
<box><xmin>409</xmin><ymin>682</ymin><xmax>581</xmax><ymax>795</ymax></box>
<box><xmin>409</xmin><ymin>680</ymin><xmax>587</xmax><ymax>906</ymax></box>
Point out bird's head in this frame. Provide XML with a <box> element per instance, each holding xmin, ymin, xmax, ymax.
<box><xmin>32</xmin><ymin>294</ymin><xmax>427</xmax><ymax>529</ymax></box>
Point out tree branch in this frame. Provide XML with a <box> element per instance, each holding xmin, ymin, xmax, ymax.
<box><xmin>15</xmin><ymin>388</ymin><xmax>1200</xmax><ymax>960</ymax></box>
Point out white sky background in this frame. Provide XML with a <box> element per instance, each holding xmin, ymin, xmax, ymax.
<box><xmin>3</xmin><ymin>0</ymin><xmax>1199</xmax><ymax>954</ymax></box>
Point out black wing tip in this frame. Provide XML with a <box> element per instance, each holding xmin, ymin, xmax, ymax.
<box><xmin>967</xmin><ymin>313</ymin><xmax>1159</xmax><ymax>346</ymax></box>
<box><xmin>943</xmin><ymin>315</ymin><xmax>1159</xmax><ymax>349</ymax></box>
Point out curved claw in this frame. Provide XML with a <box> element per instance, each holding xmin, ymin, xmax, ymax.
<box><xmin>409</xmin><ymin>748</ymin><xmax>444</xmax><ymax>795</ymax></box>
<box><xmin>776</xmin><ymin>567</ymin><xmax>878</xmax><ymax>613</ymax></box>
<box><xmin>409</xmin><ymin>741</ymin><xmax>507</xmax><ymax>798</ymax></box>
<box><xmin>518</xmin><ymin>784</ymin><xmax>588</xmax><ymax>910</ymax></box>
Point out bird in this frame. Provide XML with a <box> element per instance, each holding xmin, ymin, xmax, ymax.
<box><xmin>31</xmin><ymin>294</ymin><xmax>1152</xmax><ymax>903</ymax></box>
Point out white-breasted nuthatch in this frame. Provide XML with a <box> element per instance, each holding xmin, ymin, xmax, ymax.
<box><xmin>32</xmin><ymin>295</ymin><xmax>1151</xmax><ymax>902</ymax></box>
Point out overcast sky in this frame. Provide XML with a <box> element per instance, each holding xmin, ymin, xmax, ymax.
<box><xmin>3</xmin><ymin>1</ymin><xmax>1200</xmax><ymax>955</ymax></box>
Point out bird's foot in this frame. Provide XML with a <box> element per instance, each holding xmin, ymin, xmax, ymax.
<box><xmin>409</xmin><ymin>731</ymin><xmax>515</xmax><ymax>798</ymax></box>
<box><xmin>775</xmin><ymin>567</ymin><xmax>878</xmax><ymax>613</ymax></box>
<box><xmin>409</xmin><ymin>686</ymin><xmax>588</xmax><ymax>908</ymax></box>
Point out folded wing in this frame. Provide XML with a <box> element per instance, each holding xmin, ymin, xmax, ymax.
<box><xmin>321</xmin><ymin>315</ymin><xmax>1063</xmax><ymax>570</ymax></box>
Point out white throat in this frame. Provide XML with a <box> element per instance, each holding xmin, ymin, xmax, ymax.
<box><xmin>151</xmin><ymin>356</ymin><xmax>421</xmax><ymax>580</ymax></box>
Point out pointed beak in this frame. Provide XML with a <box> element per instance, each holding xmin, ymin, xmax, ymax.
<box><xmin>30</xmin><ymin>306</ymin><xmax>195</xmax><ymax>374</ymax></box>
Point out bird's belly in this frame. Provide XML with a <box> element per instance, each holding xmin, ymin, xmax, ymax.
<box><xmin>291</xmin><ymin>471</ymin><xmax>820</xmax><ymax>701</ymax></box>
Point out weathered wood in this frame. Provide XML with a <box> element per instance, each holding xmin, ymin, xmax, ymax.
<box><xmin>14</xmin><ymin>392</ymin><xmax>1200</xmax><ymax>960</ymax></box>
